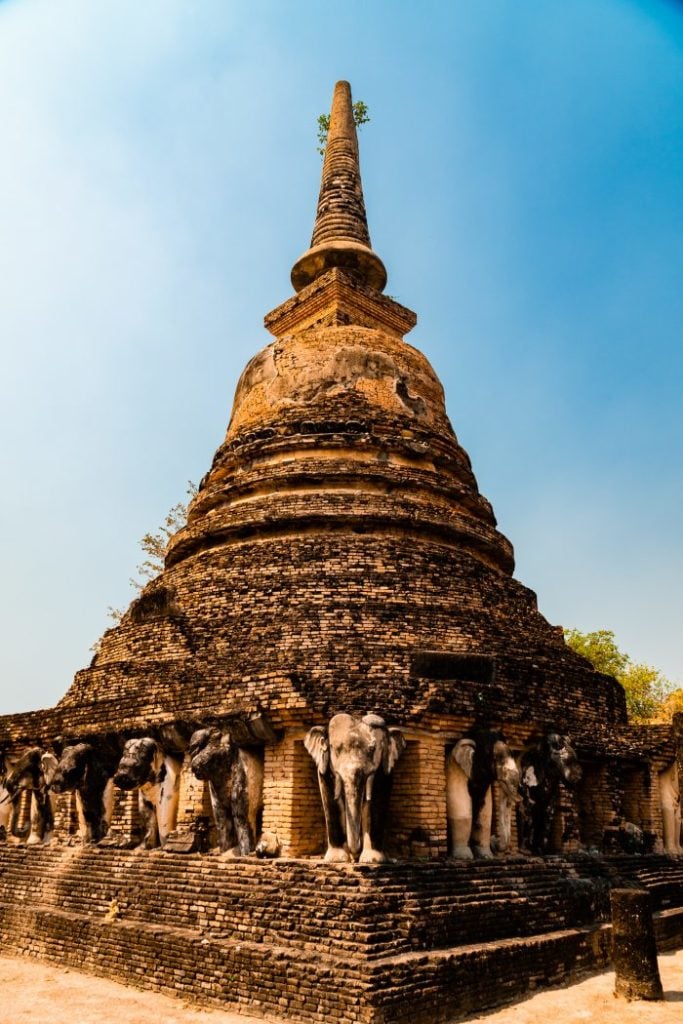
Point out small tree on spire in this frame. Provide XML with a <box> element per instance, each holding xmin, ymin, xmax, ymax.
<box><xmin>317</xmin><ymin>100</ymin><xmax>369</xmax><ymax>156</ymax></box>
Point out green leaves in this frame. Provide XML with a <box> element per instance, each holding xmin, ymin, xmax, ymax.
<box><xmin>317</xmin><ymin>101</ymin><xmax>370</xmax><ymax>157</ymax></box>
<box><xmin>563</xmin><ymin>628</ymin><xmax>628</xmax><ymax>678</ymax></box>
<box><xmin>564</xmin><ymin>627</ymin><xmax>676</xmax><ymax>723</ymax></box>
<box><xmin>316</xmin><ymin>114</ymin><xmax>330</xmax><ymax>157</ymax></box>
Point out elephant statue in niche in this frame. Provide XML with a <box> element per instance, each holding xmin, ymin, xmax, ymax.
<box><xmin>304</xmin><ymin>712</ymin><xmax>405</xmax><ymax>864</ymax></box>
<box><xmin>187</xmin><ymin>728</ymin><xmax>263</xmax><ymax>856</ymax></box>
<box><xmin>49</xmin><ymin>739</ymin><xmax>123</xmax><ymax>844</ymax></box>
<box><xmin>518</xmin><ymin>732</ymin><xmax>582</xmax><ymax>855</ymax></box>
<box><xmin>113</xmin><ymin>737</ymin><xmax>181</xmax><ymax>849</ymax></box>
<box><xmin>659</xmin><ymin>762</ymin><xmax>682</xmax><ymax>855</ymax></box>
<box><xmin>446</xmin><ymin>728</ymin><xmax>520</xmax><ymax>860</ymax></box>
<box><xmin>2</xmin><ymin>747</ymin><xmax>58</xmax><ymax>845</ymax></box>
<box><xmin>0</xmin><ymin>751</ymin><xmax>19</xmax><ymax>840</ymax></box>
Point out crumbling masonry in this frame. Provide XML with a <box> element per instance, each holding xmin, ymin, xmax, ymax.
<box><xmin>1</xmin><ymin>82</ymin><xmax>681</xmax><ymax>1024</ymax></box>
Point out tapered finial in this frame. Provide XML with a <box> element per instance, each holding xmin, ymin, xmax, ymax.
<box><xmin>291</xmin><ymin>81</ymin><xmax>387</xmax><ymax>293</ymax></box>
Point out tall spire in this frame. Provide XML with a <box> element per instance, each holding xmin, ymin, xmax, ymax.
<box><xmin>291</xmin><ymin>81</ymin><xmax>387</xmax><ymax>293</ymax></box>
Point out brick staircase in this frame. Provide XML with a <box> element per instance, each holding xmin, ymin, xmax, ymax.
<box><xmin>1</xmin><ymin>846</ymin><xmax>681</xmax><ymax>1023</ymax></box>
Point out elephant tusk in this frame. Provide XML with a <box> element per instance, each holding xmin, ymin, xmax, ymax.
<box><xmin>365</xmin><ymin>773</ymin><xmax>375</xmax><ymax>802</ymax></box>
<box><xmin>333</xmin><ymin>773</ymin><xmax>343</xmax><ymax>803</ymax></box>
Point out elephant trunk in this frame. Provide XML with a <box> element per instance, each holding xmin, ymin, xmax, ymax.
<box><xmin>342</xmin><ymin>773</ymin><xmax>365</xmax><ymax>859</ymax></box>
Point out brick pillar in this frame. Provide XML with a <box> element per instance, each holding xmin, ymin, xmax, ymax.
<box><xmin>550</xmin><ymin>785</ymin><xmax>581</xmax><ymax>854</ymax></box>
<box><xmin>151</xmin><ymin>755</ymin><xmax>216</xmax><ymax>854</ymax></box>
<box><xmin>388</xmin><ymin>734</ymin><xmax>448</xmax><ymax>858</ymax></box>
<box><xmin>108</xmin><ymin>788</ymin><xmax>142</xmax><ymax>846</ymax></box>
<box><xmin>261</xmin><ymin>731</ymin><xmax>325</xmax><ymax>857</ymax></box>
<box><xmin>15</xmin><ymin>789</ymin><xmax>31</xmax><ymax>836</ymax></box>
<box><xmin>51</xmin><ymin>791</ymin><xmax>78</xmax><ymax>840</ymax></box>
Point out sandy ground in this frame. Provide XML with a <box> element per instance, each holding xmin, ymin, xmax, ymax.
<box><xmin>0</xmin><ymin>951</ymin><xmax>682</xmax><ymax>1024</ymax></box>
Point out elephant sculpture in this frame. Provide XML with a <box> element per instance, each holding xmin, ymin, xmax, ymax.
<box><xmin>518</xmin><ymin>732</ymin><xmax>582</xmax><ymax>855</ymax></box>
<box><xmin>2</xmin><ymin>747</ymin><xmax>58</xmax><ymax>845</ymax></box>
<box><xmin>446</xmin><ymin>728</ymin><xmax>520</xmax><ymax>860</ymax></box>
<box><xmin>304</xmin><ymin>712</ymin><xmax>405</xmax><ymax>863</ymax></box>
<box><xmin>49</xmin><ymin>739</ymin><xmax>123</xmax><ymax>844</ymax></box>
<box><xmin>0</xmin><ymin>753</ymin><xmax>18</xmax><ymax>839</ymax></box>
<box><xmin>659</xmin><ymin>762</ymin><xmax>682</xmax><ymax>855</ymax></box>
<box><xmin>113</xmin><ymin>737</ymin><xmax>181</xmax><ymax>848</ymax></box>
<box><xmin>0</xmin><ymin>751</ymin><xmax>19</xmax><ymax>840</ymax></box>
<box><xmin>187</xmin><ymin>727</ymin><xmax>263</xmax><ymax>856</ymax></box>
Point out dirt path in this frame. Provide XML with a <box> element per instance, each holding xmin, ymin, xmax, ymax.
<box><xmin>0</xmin><ymin>951</ymin><xmax>682</xmax><ymax>1023</ymax></box>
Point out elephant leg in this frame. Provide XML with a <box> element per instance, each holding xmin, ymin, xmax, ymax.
<box><xmin>660</xmin><ymin>765</ymin><xmax>682</xmax><ymax>854</ymax></box>
<box><xmin>91</xmin><ymin>778</ymin><xmax>115</xmax><ymax>843</ymax></box>
<box><xmin>243</xmin><ymin>749</ymin><xmax>264</xmax><ymax>854</ymax></box>
<box><xmin>156</xmin><ymin>757</ymin><xmax>180</xmax><ymax>846</ymax></box>
<box><xmin>0</xmin><ymin>790</ymin><xmax>12</xmax><ymax>841</ymax></box>
<box><xmin>662</xmin><ymin>806</ymin><xmax>682</xmax><ymax>855</ymax></box>
<box><xmin>209</xmin><ymin>781</ymin><xmax>236</xmax><ymax>853</ymax></box>
<box><xmin>27</xmin><ymin>791</ymin><xmax>51</xmax><ymax>845</ymax></box>
<box><xmin>138</xmin><ymin>788</ymin><xmax>159</xmax><ymax>849</ymax></box>
<box><xmin>318</xmin><ymin>772</ymin><xmax>349</xmax><ymax>862</ymax></box>
<box><xmin>446</xmin><ymin>764</ymin><xmax>473</xmax><ymax>860</ymax></box>
<box><xmin>26</xmin><ymin>792</ymin><xmax>42</xmax><ymax>845</ymax></box>
<box><xmin>231</xmin><ymin>758</ymin><xmax>254</xmax><ymax>857</ymax></box>
<box><xmin>360</xmin><ymin>770</ymin><xmax>392</xmax><ymax>864</ymax></box>
<box><xmin>102</xmin><ymin>778</ymin><xmax>115</xmax><ymax>833</ymax></box>
<box><xmin>496</xmin><ymin>794</ymin><xmax>514</xmax><ymax>853</ymax></box>
<box><xmin>539</xmin><ymin>796</ymin><xmax>555</xmax><ymax>854</ymax></box>
<box><xmin>80</xmin><ymin>781</ymin><xmax>105</xmax><ymax>844</ymax></box>
<box><xmin>471</xmin><ymin>787</ymin><xmax>494</xmax><ymax>859</ymax></box>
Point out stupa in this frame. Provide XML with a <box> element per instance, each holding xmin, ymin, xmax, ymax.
<box><xmin>0</xmin><ymin>82</ymin><xmax>681</xmax><ymax>1024</ymax></box>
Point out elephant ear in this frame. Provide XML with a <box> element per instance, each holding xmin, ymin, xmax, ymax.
<box><xmin>304</xmin><ymin>727</ymin><xmax>329</xmax><ymax>775</ymax></box>
<box><xmin>41</xmin><ymin>753</ymin><xmax>59</xmax><ymax>786</ymax></box>
<box><xmin>384</xmin><ymin>728</ymin><xmax>405</xmax><ymax>774</ymax></box>
<box><xmin>450</xmin><ymin>738</ymin><xmax>476</xmax><ymax>778</ymax></box>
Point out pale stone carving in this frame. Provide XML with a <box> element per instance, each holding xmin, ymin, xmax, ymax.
<box><xmin>304</xmin><ymin>712</ymin><xmax>405</xmax><ymax>864</ymax></box>
<box><xmin>659</xmin><ymin>761</ymin><xmax>682</xmax><ymax>855</ymax></box>
<box><xmin>446</xmin><ymin>728</ymin><xmax>520</xmax><ymax>860</ymax></box>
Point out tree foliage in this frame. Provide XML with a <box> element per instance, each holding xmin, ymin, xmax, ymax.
<box><xmin>563</xmin><ymin>629</ymin><xmax>628</xmax><ymax>679</ymax></box>
<box><xmin>317</xmin><ymin>100</ymin><xmax>370</xmax><ymax>156</ymax></box>
<box><xmin>657</xmin><ymin>688</ymin><xmax>683</xmax><ymax>723</ymax></box>
<box><xmin>564</xmin><ymin>627</ymin><xmax>676</xmax><ymax>724</ymax></box>
<box><xmin>106</xmin><ymin>481</ymin><xmax>197</xmax><ymax>624</ymax></box>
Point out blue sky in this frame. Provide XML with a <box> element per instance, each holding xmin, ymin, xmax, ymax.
<box><xmin>0</xmin><ymin>0</ymin><xmax>681</xmax><ymax>714</ymax></box>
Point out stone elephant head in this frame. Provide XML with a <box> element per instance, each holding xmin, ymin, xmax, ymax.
<box><xmin>446</xmin><ymin>728</ymin><xmax>520</xmax><ymax>859</ymax></box>
<box><xmin>187</xmin><ymin>728</ymin><xmax>228</xmax><ymax>781</ymax></box>
<box><xmin>113</xmin><ymin>738</ymin><xmax>164</xmax><ymax>791</ymax></box>
<box><xmin>305</xmin><ymin>712</ymin><xmax>405</xmax><ymax>863</ymax></box>
<box><xmin>543</xmin><ymin>732</ymin><xmax>582</xmax><ymax>786</ymax></box>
